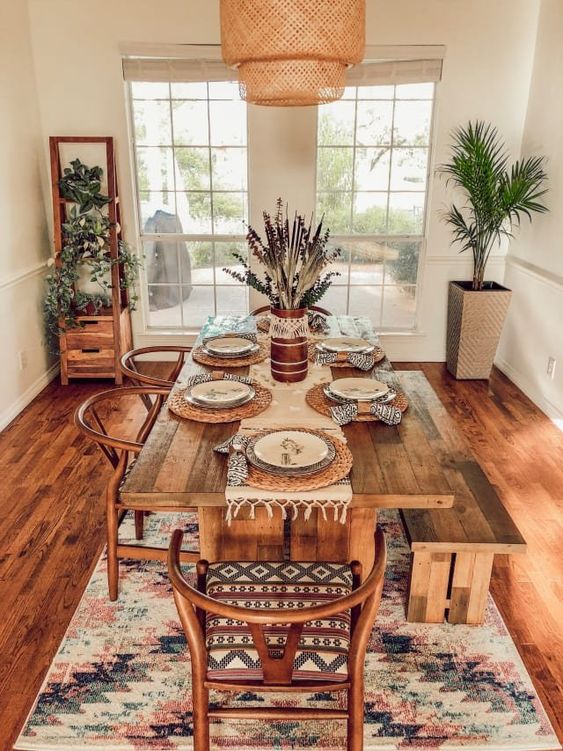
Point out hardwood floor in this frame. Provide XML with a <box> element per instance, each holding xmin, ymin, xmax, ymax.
<box><xmin>0</xmin><ymin>363</ymin><xmax>561</xmax><ymax>749</ymax></box>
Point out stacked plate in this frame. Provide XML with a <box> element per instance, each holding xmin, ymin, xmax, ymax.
<box><xmin>246</xmin><ymin>430</ymin><xmax>336</xmax><ymax>477</ymax></box>
<box><xmin>184</xmin><ymin>379</ymin><xmax>255</xmax><ymax>410</ymax></box>
<box><xmin>323</xmin><ymin>377</ymin><xmax>396</xmax><ymax>404</ymax></box>
<box><xmin>202</xmin><ymin>336</ymin><xmax>259</xmax><ymax>359</ymax></box>
<box><xmin>315</xmin><ymin>337</ymin><xmax>375</xmax><ymax>355</ymax></box>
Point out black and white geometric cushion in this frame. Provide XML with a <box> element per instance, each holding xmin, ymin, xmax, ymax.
<box><xmin>205</xmin><ymin>560</ymin><xmax>353</xmax><ymax>682</ymax></box>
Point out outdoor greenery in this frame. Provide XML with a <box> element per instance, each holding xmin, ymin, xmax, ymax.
<box><xmin>45</xmin><ymin>159</ymin><xmax>142</xmax><ymax>340</ymax></box>
<box><xmin>440</xmin><ymin>121</ymin><xmax>549</xmax><ymax>290</ymax></box>
<box><xmin>223</xmin><ymin>198</ymin><xmax>341</xmax><ymax>310</ymax></box>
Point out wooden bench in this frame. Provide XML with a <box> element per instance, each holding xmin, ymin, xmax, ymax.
<box><xmin>396</xmin><ymin>371</ymin><xmax>527</xmax><ymax>625</ymax></box>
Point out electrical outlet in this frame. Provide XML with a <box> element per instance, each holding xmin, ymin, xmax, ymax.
<box><xmin>18</xmin><ymin>350</ymin><xmax>28</xmax><ymax>371</ymax></box>
<box><xmin>547</xmin><ymin>356</ymin><xmax>556</xmax><ymax>379</ymax></box>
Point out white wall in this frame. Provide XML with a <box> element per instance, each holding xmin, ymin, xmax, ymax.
<box><xmin>26</xmin><ymin>0</ymin><xmax>541</xmax><ymax>363</ymax></box>
<box><xmin>0</xmin><ymin>2</ymin><xmax>54</xmax><ymax>431</ymax></box>
<box><xmin>496</xmin><ymin>0</ymin><xmax>563</xmax><ymax>423</ymax></box>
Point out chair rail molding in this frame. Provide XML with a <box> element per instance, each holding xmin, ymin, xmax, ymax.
<box><xmin>0</xmin><ymin>260</ymin><xmax>49</xmax><ymax>292</ymax></box>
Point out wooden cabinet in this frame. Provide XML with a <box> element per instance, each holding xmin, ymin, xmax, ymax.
<box><xmin>49</xmin><ymin>136</ymin><xmax>133</xmax><ymax>384</ymax></box>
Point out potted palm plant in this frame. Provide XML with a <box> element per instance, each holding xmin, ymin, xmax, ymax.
<box><xmin>224</xmin><ymin>198</ymin><xmax>340</xmax><ymax>382</ymax></box>
<box><xmin>440</xmin><ymin>121</ymin><xmax>548</xmax><ymax>379</ymax></box>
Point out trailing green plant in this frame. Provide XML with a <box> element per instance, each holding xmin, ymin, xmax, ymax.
<box><xmin>223</xmin><ymin>198</ymin><xmax>341</xmax><ymax>310</ymax></box>
<box><xmin>45</xmin><ymin>159</ymin><xmax>141</xmax><ymax>340</ymax></box>
<box><xmin>440</xmin><ymin>121</ymin><xmax>548</xmax><ymax>290</ymax></box>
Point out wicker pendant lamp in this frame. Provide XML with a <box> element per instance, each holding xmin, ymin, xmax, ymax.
<box><xmin>220</xmin><ymin>0</ymin><xmax>366</xmax><ymax>106</ymax></box>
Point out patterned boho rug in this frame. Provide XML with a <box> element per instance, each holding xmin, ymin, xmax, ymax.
<box><xmin>15</xmin><ymin>510</ymin><xmax>559</xmax><ymax>751</ymax></box>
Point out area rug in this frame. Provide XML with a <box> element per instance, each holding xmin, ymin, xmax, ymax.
<box><xmin>15</xmin><ymin>510</ymin><xmax>559</xmax><ymax>751</ymax></box>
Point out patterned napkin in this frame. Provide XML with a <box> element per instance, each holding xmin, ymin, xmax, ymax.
<box><xmin>184</xmin><ymin>373</ymin><xmax>252</xmax><ymax>388</ymax></box>
<box><xmin>331</xmin><ymin>401</ymin><xmax>403</xmax><ymax>426</ymax></box>
<box><xmin>214</xmin><ymin>434</ymin><xmax>250</xmax><ymax>486</ymax></box>
<box><xmin>315</xmin><ymin>350</ymin><xmax>376</xmax><ymax>371</ymax></box>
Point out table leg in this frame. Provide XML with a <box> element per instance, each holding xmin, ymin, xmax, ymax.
<box><xmin>198</xmin><ymin>506</ymin><xmax>284</xmax><ymax>562</ymax></box>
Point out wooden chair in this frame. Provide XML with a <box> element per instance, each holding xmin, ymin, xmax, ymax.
<box><xmin>121</xmin><ymin>346</ymin><xmax>192</xmax><ymax>389</ymax></box>
<box><xmin>168</xmin><ymin>527</ymin><xmax>386</xmax><ymax>751</ymax></box>
<box><xmin>250</xmin><ymin>304</ymin><xmax>331</xmax><ymax>318</ymax></box>
<box><xmin>75</xmin><ymin>386</ymin><xmax>199</xmax><ymax>600</ymax></box>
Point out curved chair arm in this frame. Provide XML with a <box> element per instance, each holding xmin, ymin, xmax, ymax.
<box><xmin>75</xmin><ymin>386</ymin><xmax>169</xmax><ymax>467</ymax></box>
<box><xmin>121</xmin><ymin>346</ymin><xmax>192</xmax><ymax>389</ymax></box>
<box><xmin>250</xmin><ymin>304</ymin><xmax>331</xmax><ymax>318</ymax></box>
<box><xmin>169</xmin><ymin>527</ymin><xmax>386</xmax><ymax>626</ymax></box>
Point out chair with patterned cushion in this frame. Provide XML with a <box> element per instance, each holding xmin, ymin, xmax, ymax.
<box><xmin>75</xmin><ymin>387</ymin><xmax>200</xmax><ymax>601</ymax></box>
<box><xmin>168</xmin><ymin>527</ymin><xmax>386</xmax><ymax>751</ymax></box>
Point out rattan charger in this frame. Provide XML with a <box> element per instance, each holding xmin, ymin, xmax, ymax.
<box><xmin>307</xmin><ymin>341</ymin><xmax>385</xmax><ymax>367</ymax></box>
<box><xmin>192</xmin><ymin>339</ymin><xmax>268</xmax><ymax>368</ymax></box>
<box><xmin>168</xmin><ymin>382</ymin><xmax>272</xmax><ymax>424</ymax></box>
<box><xmin>305</xmin><ymin>383</ymin><xmax>409</xmax><ymax>423</ymax></box>
<box><xmin>245</xmin><ymin>428</ymin><xmax>353</xmax><ymax>492</ymax></box>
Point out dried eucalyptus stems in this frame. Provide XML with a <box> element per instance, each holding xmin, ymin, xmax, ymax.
<box><xmin>224</xmin><ymin>198</ymin><xmax>340</xmax><ymax>310</ymax></box>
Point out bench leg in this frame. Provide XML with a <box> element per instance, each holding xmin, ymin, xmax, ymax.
<box><xmin>448</xmin><ymin>552</ymin><xmax>494</xmax><ymax>625</ymax></box>
<box><xmin>406</xmin><ymin>552</ymin><xmax>451</xmax><ymax>623</ymax></box>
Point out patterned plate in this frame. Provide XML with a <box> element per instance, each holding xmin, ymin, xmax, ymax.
<box><xmin>246</xmin><ymin>430</ymin><xmax>336</xmax><ymax>477</ymax></box>
<box><xmin>318</xmin><ymin>337</ymin><xmax>374</xmax><ymax>354</ymax></box>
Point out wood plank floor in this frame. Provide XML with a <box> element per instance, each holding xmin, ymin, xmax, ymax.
<box><xmin>0</xmin><ymin>363</ymin><xmax>561</xmax><ymax>749</ymax></box>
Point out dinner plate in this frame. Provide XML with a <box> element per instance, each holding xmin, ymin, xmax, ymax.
<box><xmin>247</xmin><ymin>430</ymin><xmax>335</xmax><ymax>475</ymax></box>
<box><xmin>201</xmin><ymin>342</ymin><xmax>259</xmax><ymax>359</ymax></box>
<box><xmin>204</xmin><ymin>337</ymin><xmax>255</xmax><ymax>356</ymax></box>
<box><xmin>329</xmin><ymin>377</ymin><xmax>389</xmax><ymax>402</ymax></box>
<box><xmin>188</xmin><ymin>379</ymin><xmax>253</xmax><ymax>407</ymax></box>
<box><xmin>318</xmin><ymin>337</ymin><xmax>374</xmax><ymax>354</ymax></box>
<box><xmin>323</xmin><ymin>385</ymin><xmax>397</xmax><ymax>405</ymax></box>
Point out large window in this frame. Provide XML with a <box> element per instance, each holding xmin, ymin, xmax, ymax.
<box><xmin>316</xmin><ymin>82</ymin><xmax>434</xmax><ymax>329</ymax></box>
<box><xmin>130</xmin><ymin>80</ymin><xmax>249</xmax><ymax>329</ymax></box>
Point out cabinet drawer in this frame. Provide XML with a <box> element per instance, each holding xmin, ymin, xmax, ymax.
<box><xmin>65</xmin><ymin>320</ymin><xmax>114</xmax><ymax>349</ymax></box>
<box><xmin>66</xmin><ymin>348</ymin><xmax>116</xmax><ymax>375</ymax></box>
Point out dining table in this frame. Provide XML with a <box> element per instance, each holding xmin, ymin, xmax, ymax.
<box><xmin>120</xmin><ymin>316</ymin><xmax>455</xmax><ymax>574</ymax></box>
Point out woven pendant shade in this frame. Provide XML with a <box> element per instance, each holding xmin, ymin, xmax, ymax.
<box><xmin>220</xmin><ymin>0</ymin><xmax>365</xmax><ymax>106</ymax></box>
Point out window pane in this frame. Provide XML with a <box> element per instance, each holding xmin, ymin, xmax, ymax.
<box><xmin>131</xmin><ymin>82</ymin><xmax>169</xmax><ymax>99</ymax></box>
<box><xmin>171</xmin><ymin>82</ymin><xmax>208</xmax><ymax>99</ymax></box>
<box><xmin>136</xmin><ymin>147</ymin><xmax>174</xmax><ymax>192</ymax></box>
<box><xmin>212</xmin><ymin>148</ymin><xmax>247</xmax><ymax>191</ymax></box>
<box><xmin>317</xmin><ymin>147</ymin><xmax>354</xmax><ymax>192</ymax></box>
<box><xmin>356</xmin><ymin>101</ymin><xmax>393</xmax><ymax>146</ymax></box>
<box><xmin>317</xmin><ymin>192</ymin><xmax>352</xmax><ymax>234</ymax></box>
<box><xmin>144</xmin><ymin>238</ymin><xmax>180</xmax><ymax>285</ymax></box>
<box><xmin>133</xmin><ymin>101</ymin><xmax>171</xmax><ymax>145</ymax></box>
<box><xmin>172</xmin><ymin>101</ymin><xmax>209</xmax><ymax>145</ymax></box>
<box><xmin>186</xmin><ymin>242</ymin><xmax>214</xmax><ymax>285</ymax></box>
<box><xmin>382</xmin><ymin>285</ymin><xmax>417</xmax><ymax>328</ymax></box>
<box><xmin>212</xmin><ymin>193</ymin><xmax>247</xmax><ymax>234</ymax></box>
<box><xmin>348</xmin><ymin>239</ymin><xmax>385</xmax><ymax>285</ymax></box>
<box><xmin>357</xmin><ymin>85</ymin><xmax>394</xmax><ymax>99</ymax></box>
<box><xmin>384</xmin><ymin>240</ymin><xmax>421</xmax><ymax>285</ymax></box>
<box><xmin>210</xmin><ymin>101</ymin><xmax>247</xmax><ymax>145</ymax></box>
<box><xmin>388</xmin><ymin>193</ymin><xmax>425</xmax><ymax>234</ymax></box>
<box><xmin>318</xmin><ymin>101</ymin><xmax>356</xmax><ymax>146</ymax></box>
<box><xmin>208</xmin><ymin>81</ymin><xmax>240</xmax><ymax>100</ymax></box>
<box><xmin>181</xmin><ymin>286</ymin><xmax>215</xmax><ymax>327</ymax></box>
<box><xmin>176</xmin><ymin>192</ymin><xmax>212</xmax><ymax>233</ymax></box>
<box><xmin>355</xmin><ymin>147</ymin><xmax>390</xmax><ymax>191</ymax></box>
<box><xmin>325</xmin><ymin>243</ymin><xmax>350</xmax><ymax>285</ymax></box>
<box><xmin>396</xmin><ymin>82</ymin><xmax>434</xmax><ymax>99</ymax></box>
<box><xmin>318</xmin><ymin>285</ymin><xmax>348</xmax><ymax>316</ymax></box>
<box><xmin>352</xmin><ymin>193</ymin><xmax>387</xmax><ymax>234</ymax></box>
<box><xmin>147</xmin><ymin>287</ymin><xmax>182</xmax><ymax>327</ymax></box>
<box><xmin>390</xmin><ymin>148</ymin><xmax>428</xmax><ymax>191</ymax></box>
<box><xmin>348</xmin><ymin>285</ymin><xmax>382</xmax><ymax>327</ymax></box>
<box><xmin>139</xmin><ymin>192</ymin><xmax>177</xmax><ymax>232</ymax></box>
<box><xmin>216</xmin><ymin>285</ymin><xmax>249</xmax><ymax>316</ymax></box>
<box><xmin>214</xmin><ymin>242</ymin><xmax>248</xmax><ymax>284</ymax></box>
<box><xmin>174</xmin><ymin>147</ymin><xmax>211</xmax><ymax>190</ymax></box>
<box><xmin>393</xmin><ymin>100</ymin><xmax>432</xmax><ymax>146</ymax></box>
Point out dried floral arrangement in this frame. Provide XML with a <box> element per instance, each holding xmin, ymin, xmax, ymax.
<box><xmin>224</xmin><ymin>198</ymin><xmax>341</xmax><ymax>310</ymax></box>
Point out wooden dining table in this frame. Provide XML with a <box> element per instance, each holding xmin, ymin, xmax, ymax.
<box><xmin>121</xmin><ymin>330</ymin><xmax>454</xmax><ymax>574</ymax></box>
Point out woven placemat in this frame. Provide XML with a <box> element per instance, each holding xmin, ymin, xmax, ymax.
<box><xmin>305</xmin><ymin>383</ymin><xmax>409</xmax><ymax>422</ymax></box>
<box><xmin>192</xmin><ymin>340</ymin><xmax>268</xmax><ymax>368</ymax></box>
<box><xmin>246</xmin><ymin>429</ymin><xmax>353</xmax><ymax>491</ymax></box>
<box><xmin>307</xmin><ymin>341</ymin><xmax>385</xmax><ymax>367</ymax></box>
<box><xmin>168</xmin><ymin>382</ymin><xmax>272</xmax><ymax>423</ymax></box>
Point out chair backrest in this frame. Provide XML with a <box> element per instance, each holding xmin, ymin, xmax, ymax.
<box><xmin>250</xmin><ymin>304</ymin><xmax>331</xmax><ymax>318</ymax></box>
<box><xmin>168</xmin><ymin>527</ymin><xmax>386</xmax><ymax>686</ymax></box>
<box><xmin>75</xmin><ymin>386</ymin><xmax>169</xmax><ymax>469</ymax></box>
<box><xmin>121</xmin><ymin>346</ymin><xmax>192</xmax><ymax>389</ymax></box>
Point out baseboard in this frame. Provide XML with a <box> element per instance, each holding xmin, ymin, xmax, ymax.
<box><xmin>495</xmin><ymin>356</ymin><xmax>563</xmax><ymax>430</ymax></box>
<box><xmin>0</xmin><ymin>363</ymin><xmax>60</xmax><ymax>432</ymax></box>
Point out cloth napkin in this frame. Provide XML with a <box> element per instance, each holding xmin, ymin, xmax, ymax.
<box><xmin>183</xmin><ymin>372</ymin><xmax>252</xmax><ymax>388</ymax></box>
<box><xmin>215</xmin><ymin>434</ymin><xmax>250</xmax><ymax>486</ymax></box>
<box><xmin>315</xmin><ymin>350</ymin><xmax>376</xmax><ymax>371</ymax></box>
<box><xmin>331</xmin><ymin>400</ymin><xmax>403</xmax><ymax>426</ymax></box>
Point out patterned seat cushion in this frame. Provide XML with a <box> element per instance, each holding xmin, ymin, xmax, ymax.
<box><xmin>205</xmin><ymin>560</ymin><xmax>353</xmax><ymax>683</ymax></box>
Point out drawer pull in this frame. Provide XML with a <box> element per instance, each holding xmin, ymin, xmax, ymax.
<box><xmin>82</xmin><ymin>348</ymin><xmax>100</xmax><ymax>353</ymax></box>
